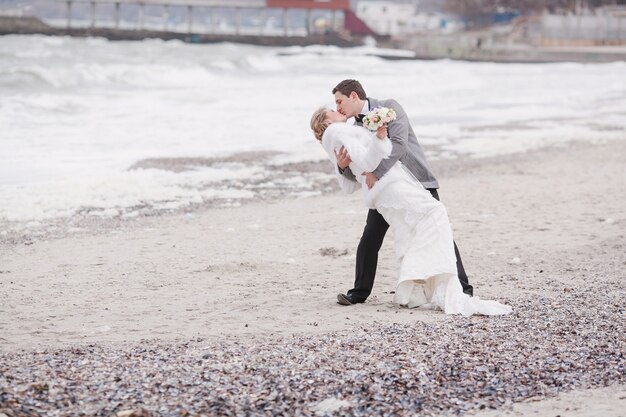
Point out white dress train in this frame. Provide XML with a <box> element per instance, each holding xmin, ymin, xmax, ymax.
<box><xmin>321</xmin><ymin>123</ymin><xmax>511</xmax><ymax>316</ymax></box>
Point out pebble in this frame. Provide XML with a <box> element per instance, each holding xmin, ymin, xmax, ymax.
<box><xmin>0</xmin><ymin>284</ymin><xmax>623</xmax><ymax>416</ymax></box>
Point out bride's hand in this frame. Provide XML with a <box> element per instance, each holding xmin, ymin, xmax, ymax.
<box><xmin>376</xmin><ymin>124</ymin><xmax>388</xmax><ymax>139</ymax></box>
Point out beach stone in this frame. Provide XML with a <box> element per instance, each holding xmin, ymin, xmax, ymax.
<box><xmin>115</xmin><ymin>409</ymin><xmax>151</xmax><ymax>417</ymax></box>
<box><xmin>314</xmin><ymin>398</ymin><xmax>351</xmax><ymax>414</ymax></box>
<box><xmin>319</xmin><ymin>247</ymin><xmax>349</xmax><ymax>257</ymax></box>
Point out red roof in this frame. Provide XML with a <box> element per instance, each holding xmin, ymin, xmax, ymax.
<box><xmin>344</xmin><ymin>8</ymin><xmax>376</xmax><ymax>36</ymax></box>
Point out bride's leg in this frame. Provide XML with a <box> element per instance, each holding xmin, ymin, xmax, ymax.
<box><xmin>394</xmin><ymin>279</ymin><xmax>427</xmax><ymax>308</ymax></box>
<box><xmin>407</xmin><ymin>280</ymin><xmax>427</xmax><ymax>308</ymax></box>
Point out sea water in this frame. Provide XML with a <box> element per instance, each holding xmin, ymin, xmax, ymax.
<box><xmin>1</xmin><ymin>35</ymin><xmax>625</xmax><ymax>225</ymax></box>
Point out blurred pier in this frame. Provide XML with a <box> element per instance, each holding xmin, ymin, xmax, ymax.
<box><xmin>0</xmin><ymin>0</ymin><xmax>378</xmax><ymax>46</ymax></box>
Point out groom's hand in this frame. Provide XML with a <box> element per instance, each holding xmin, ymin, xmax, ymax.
<box><xmin>362</xmin><ymin>172</ymin><xmax>379</xmax><ymax>189</ymax></box>
<box><xmin>335</xmin><ymin>146</ymin><xmax>352</xmax><ymax>170</ymax></box>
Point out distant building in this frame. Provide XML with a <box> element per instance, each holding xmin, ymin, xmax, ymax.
<box><xmin>354</xmin><ymin>0</ymin><xmax>460</xmax><ymax>35</ymax></box>
<box><xmin>536</xmin><ymin>5</ymin><xmax>626</xmax><ymax>46</ymax></box>
<box><xmin>0</xmin><ymin>0</ymin><xmax>379</xmax><ymax>44</ymax></box>
<box><xmin>355</xmin><ymin>0</ymin><xmax>416</xmax><ymax>35</ymax></box>
<box><xmin>405</xmin><ymin>11</ymin><xmax>460</xmax><ymax>33</ymax></box>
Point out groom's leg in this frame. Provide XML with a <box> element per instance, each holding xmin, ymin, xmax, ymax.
<box><xmin>348</xmin><ymin>209</ymin><xmax>389</xmax><ymax>302</ymax></box>
<box><xmin>428</xmin><ymin>188</ymin><xmax>474</xmax><ymax>296</ymax></box>
<box><xmin>452</xmin><ymin>241</ymin><xmax>473</xmax><ymax>296</ymax></box>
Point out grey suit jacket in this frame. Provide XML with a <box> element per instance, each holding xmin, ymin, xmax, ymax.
<box><xmin>341</xmin><ymin>97</ymin><xmax>439</xmax><ymax>189</ymax></box>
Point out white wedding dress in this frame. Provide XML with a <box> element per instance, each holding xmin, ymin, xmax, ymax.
<box><xmin>321</xmin><ymin>123</ymin><xmax>511</xmax><ymax>316</ymax></box>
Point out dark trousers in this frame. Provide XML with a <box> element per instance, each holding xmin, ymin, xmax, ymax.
<box><xmin>347</xmin><ymin>188</ymin><xmax>474</xmax><ymax>301</ymax></box>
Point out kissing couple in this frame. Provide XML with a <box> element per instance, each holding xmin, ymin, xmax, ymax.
<box><xmin>310</xmin><ymin>79</ymin><xmax>511</xmax><ymax>316</ymax></box>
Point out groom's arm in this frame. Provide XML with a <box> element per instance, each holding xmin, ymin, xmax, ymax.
<box><xmin>338</xmin><ymin>165</ymin><xmax>357</xmax><ymax>182</ymax></box>
<box><xmin>371</xmin><ymin>99</ymin><xmax>409</xmax><ymax>180</ymax></box>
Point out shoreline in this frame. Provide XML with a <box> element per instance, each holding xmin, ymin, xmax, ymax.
<box><xmin>1</xmin><ymin>138</ymin><xmax>618</xmax><ymax>246</ymax></box>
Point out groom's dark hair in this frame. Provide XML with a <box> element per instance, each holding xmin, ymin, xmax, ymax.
<box><xmin>332</xmin><ymin>79</ymin><xmax>367</xmax><ymax>100</ymax></box>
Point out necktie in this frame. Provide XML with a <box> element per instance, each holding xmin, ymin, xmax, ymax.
<box><xmin>355</xmin><ymin>114</ymin><xmax>365</xmax><ymax>123</ymax></box>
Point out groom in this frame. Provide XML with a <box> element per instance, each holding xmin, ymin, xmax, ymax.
<box><xmin>332</xmin><ymin>79</ymin><xmax>474</xmax><ymax>305</ymax></box>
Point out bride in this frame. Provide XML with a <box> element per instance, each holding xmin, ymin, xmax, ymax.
<box><xmin>310</xmin><ymin>107</ymin><xmax>511</xmax><ymax>316</ymax></box>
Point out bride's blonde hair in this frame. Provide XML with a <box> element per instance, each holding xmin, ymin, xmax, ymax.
<box><xmin>310</xmin><ymin>108</ymin><xmax>330</xmax><ymax>142</ymax></box>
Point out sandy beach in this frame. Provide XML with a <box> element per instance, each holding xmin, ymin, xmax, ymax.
<box><xmin>1</xmin><ymin>139</ymin><xmax>625</xmax><ymax>415</ymax></box>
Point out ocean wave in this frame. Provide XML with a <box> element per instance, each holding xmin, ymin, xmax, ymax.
<box><xmin>0</xmin><ymin>35</ymin><xmax>446</xmax><ymax>91</ymax></box>
<box><xmin>0</xmin><ymin>62</ymin><xmax>219</xmax><ymax>89</ymax></box>
<box><xmin>1</xmin><ymin>34</ymin><xmax>625</xmax><ymax>231</ymax></box>
<box><xmin>0</xmin><ymin>35</ymin><xmax>286</xmax><ymax>90</ymax></box>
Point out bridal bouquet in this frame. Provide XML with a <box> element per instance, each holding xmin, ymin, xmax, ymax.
<box><xmin>362</xmin><ymin>107</ymin><xmax>397</xmax><ymax>131</ymax></box>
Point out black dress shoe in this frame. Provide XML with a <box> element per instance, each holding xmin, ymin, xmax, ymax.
<box><xmin>337</xmin><ymin>293</ymin><xmax>363</xmax><ymax>305</ymax></box>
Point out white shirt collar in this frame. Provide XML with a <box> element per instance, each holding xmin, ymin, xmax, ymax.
<box><xmin>360</xmin><ymin>99</ymin><xmax>369</xmax><ymax>115</ymax></box>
